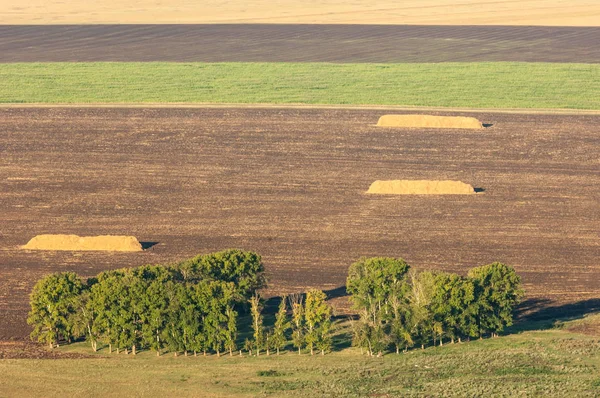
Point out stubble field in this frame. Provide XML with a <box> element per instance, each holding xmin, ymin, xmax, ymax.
<box><xmin>1</xmin><ymin>107</ymin><xmax>599</xmax><ymax>340</ymax></box>
<box><xmin>2</xmin><ymin>0</ymin><xmax>599</xmax><ymax>25</ymax></box>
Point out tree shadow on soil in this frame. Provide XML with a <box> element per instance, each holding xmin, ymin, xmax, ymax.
<box><xmin>509</xmin><ymin>297</ymin><xmax>600</xmax><ymax>333</ymax></box>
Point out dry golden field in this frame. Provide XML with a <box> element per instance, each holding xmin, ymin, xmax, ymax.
<box><xmin>1</xmin><ymin>0</ymin><xmax>599</xmax><ymax>25</ymax></box>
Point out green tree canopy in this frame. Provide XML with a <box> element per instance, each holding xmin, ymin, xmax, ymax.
<box><xmin>27</xmin><ymin>272</ymin><xmax>85</xmax><ymax>348</ymax></box>
<box><xmin>468</xmin><ymin>262</ymin><xmax>524</xmax><ymax>337</ymax></box>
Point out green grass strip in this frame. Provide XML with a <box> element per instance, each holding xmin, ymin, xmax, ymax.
<box><xmin>1</xmin><ymin>62</ymin><xmax>599</xmax><ymax>109</ymax></box>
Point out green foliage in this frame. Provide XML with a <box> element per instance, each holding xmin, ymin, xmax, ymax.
<box><xmin>468</xmin><ymin>262</ymin><xmax>525</xmax><ymax>337</ymax></box>
<box><xmin>304</xmin><ymin>289</ymin><xmax>333</xmax><ymax>355</ymax></box>
<box><xmin>27</xmin><ymin>272</ymin><xmax>85</xmax><ymax>347</ymax></box>
<box><xmin>347</xmin><ymin>259</ymin><xmax>524</xmax><ymax>354</ymax></box>
<box><xmin>347</xmin><ymin>257</ymin><xmax>411</xmax><ymax>355</ymax></box>
<box><xmin>2</xmin><ymin>62</ymin><xmax>600</xmax><ymax>109</ymax></box>
<box><xmin>27</xmin><ymin>250</ymin><xmax>261</xmax><ymax>356</ymax></box>
<box><xmin>347</xmin><ymin>257</ymin><xmax>410</xmax><ymax>311</ymax></box>
<box><xmin>250</xmin><ymin>294</ymin><xmax>265</xmax><ymax>356</ymax></box>
<box><xmin>271</xmin><ymin>296</ymin><xmax>290</xmax><ymax>355</ymax></box>
<box><xmin>176</xmin><ymin>249</ymin><xmax>266</xmax><ymax>302</ymax></box>
<box><xmin>289</xmin><ymin>294</ymin><xmax>305</xmax><ymax>355</ymax></box>
<box><xmin>224</xmin><ymin>305</ymin><xmax>238</xmax><ymax>356</ymax></box>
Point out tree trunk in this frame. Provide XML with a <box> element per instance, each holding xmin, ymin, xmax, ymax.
<box><xmin>277</xmin><ymin>347</ymin><xmax>280</xmax><ymax>356</ymax></box>
<box><xmin>321</xmin><ymin>349</ymin><xmax>325</xmax><ymax>356</ymax></box>
<box><xmin>298</xmin><ymin>347</ymin><xmax>301</xmax><ymax>355</ymax></box>
<box><xmin>157</xmin><ymin>350</ymin><xmax>160</xmax><ymax>357</ymax></box>
<box><xmin>421</xmin><ymin>344</ymin><xmax>424</xmax><ymax>350</ymax></box>
<box><xmin>396</xmin><ymin>346</ymin><xmax>399</xmax><ymax>354</ymax></box>
<box><xmin>184</xmin><ymin>350</ymin><xmax>188</xmax><ymax>357</ymax></box>
<box><xmin>458</xmin><ymin>337</ymin><xmax>462</xmax><ymax>344</ymax></box>
<box><xmin>125</xmin><ymin>347</ymin><xmax>129</xmax><ymax>355</ymax></box>
<box><xmin>217</xmin><ymin>349</ymin><xmax>220</xmax><ymax>357</ymax></box>
<box><xmin>239</xmin><ymin>350</ymin><xmax>242</xmax><ymax>357</ymax></box>
<box><xmin>229</xmin><ymin>348</ymin><xmax>233</xmax><ymax>356</ymax></box>
<box><xmin>203</xmin><ymin>350</ymin><xmax>206</xmax><ymax>356</ymax></box>
<box><xmin>194</xmin><ymin>351</ymin><xmax>197</xmax><ymax>357</ymax></box>
<box><xmin>109</xmin><ymin>344</ymin><xmax>112</xmax><ymax>354</ymax></box>
<box><xmin>132</xmin><ymin>345</ymin><xmax>136</xmax><ymax>355</ymax></box>
<box><xmin>310</xmin><ymin>347</ymin><xmax>314</xmax><ymax>356</ymax></box>
<box><xmin>439</xmin><ymin>338</ymin><xmax>443</xmax><ymax>347</ymax></box>
<box><xmin>117</xmin><ymin>347</ymin><xmax>120</xmax><ymax>354</ymax></box>
<box><xmin>174</xmin><ymin>351</ymin><xmax>178</xmax><ymax>357</ymax></box>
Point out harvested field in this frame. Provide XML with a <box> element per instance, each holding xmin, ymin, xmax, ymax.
<box><xmin>377</xmin><ymin>115</ymin><xmax>483</xmax><ymax>129</ymax></box>
<box><xmin>22</xmin><ymin>235</ymin><xmax>142</xmax><ymax>252</ymax></box>
<box><xmin>1</xmin><ymin>107</ymin><xmax>599</xmax><ymax>340</ymax></box>
<box><xmin>1</xmin><ymin>25</ymin><xmax>599</xmax><ymax>63</ymax></box>
<box><xmin>367</xmin><ymin>180</ymin><xmax>476</xmax><ymax>195</ymax></box>
<box><xmin>2</xmin><ymin>0</ymin><xmax>599</xmax><ymax>25</ymax></box>
<box><xmin>0</xmin><ymin>341</ymin><xmax>91</xmax><ymax>359</ymax></box>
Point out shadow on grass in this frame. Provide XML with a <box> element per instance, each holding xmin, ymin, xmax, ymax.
<box><xmin>509</xmin><ymin>298</ymin><xmax>600</xmax><ymax>333</ymax></box>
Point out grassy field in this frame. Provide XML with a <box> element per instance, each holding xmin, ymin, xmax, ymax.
<box><xmin>2</xmin><ymin>317</ymin><xmax>600</xmax><ymax>397</ymax></box>
<box><xmin>1</xmin><ymin>62</ymin><xmax>599</xmax><ymax>109</ymax></box>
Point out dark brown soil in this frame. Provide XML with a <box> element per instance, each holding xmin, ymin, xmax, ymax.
<box><xmin>0</xmin><ymin>25</ymin><xmax>599</xmax><ymax>63</ymax></box>
<box><xmin>1</xmin><ymin>107</ymin><xmax>599</xmax><ymax>340</ymax></box>
<box><xmin>0</xmin><ymin>341</ymin><xmax>92</xmax><ymax>359</ymax></box>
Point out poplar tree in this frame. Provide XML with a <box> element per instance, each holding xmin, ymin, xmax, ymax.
<box><xmin>250</xmin><ymin>294</ymin><xmax>265</xmax><ymax>356</ymax></box>
<box><xmin>304</xmin><ymin>289</ymin><xmax>332</xmax><ymax>355</ymax></box>
<box><xmin>224</xmin><ymin>305</ymin><xmax>238</xmax><ymax>356</ymax></box>
<box><xmin>289</xmin><ymin>293</ymin><xmax>305</xmax><ymax>355</ymax></box>
<box><xmin>271</xmin><ymin>296</ymin><xmax>290</xmax><ymax>355</ymax></box>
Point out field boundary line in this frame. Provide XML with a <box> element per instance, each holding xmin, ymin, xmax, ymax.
<box><xmin>1</xmin><ymin>103</ymin><xmax>600</xmax><ymax>115</ymax></box>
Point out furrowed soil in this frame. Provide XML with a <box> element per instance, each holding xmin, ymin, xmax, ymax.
<box><xmin>1</xmin><ymin>25</ymin><xmax>599</xmax><ymax>63</ymax></box>
<box><xmin>1</xmin><ymin>107</ymin><xmax>599</xmax><ymax>340</ymax></box>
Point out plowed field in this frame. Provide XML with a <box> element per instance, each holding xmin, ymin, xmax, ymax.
<box><xmin>1</xmin><ymin>25</ymin><xmax>599</xmax><ymax>63</ymax></box>
<box><xmin>1</xmin><ymin>107</ymin><xmax>599</xmax><ymax>339</ymax></box>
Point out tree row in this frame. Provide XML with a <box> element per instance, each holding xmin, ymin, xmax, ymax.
<box><xmin>28</xmin><ymin>249</ymin><xmax>523</xmax><ymax>357</ymax></box>
<box><xmin>347</xmin><ymin>258</ymin><xmax>524</xmax><ymax>356</ymax></box>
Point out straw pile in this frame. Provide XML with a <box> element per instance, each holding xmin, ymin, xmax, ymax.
<box><xmin>376</xmin><ymin>115</ymin><xmax>483</xmax><ymax>129</ymax></box>
<box><xmin>22</xmin><ymin>235</ymin><xmax>143</xmax><ymax>252</ymax></box>
<box><xmin>367</xmin><ymin>180</ymin><xmax>476</xmax><ymax>195</ymax></box>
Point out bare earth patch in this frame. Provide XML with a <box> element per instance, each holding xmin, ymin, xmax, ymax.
<box><xmin>22</xmin><ymin>235</ymin><xmax>142</xmax><ymax>252</ymax></box>
<box><xmin>377</xmin><ymin>115</ymin><xmax>483</xmax><ymax>129</ymax></box>
<box><xmin>366</xmin><ymin>180</ymin><xmax>476</xmax><ymax>195</ymax></box>
<box><xmin>0</xmin><ymin>341</ymin><xmax>91</xmax><ymax>359</ymax></box>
